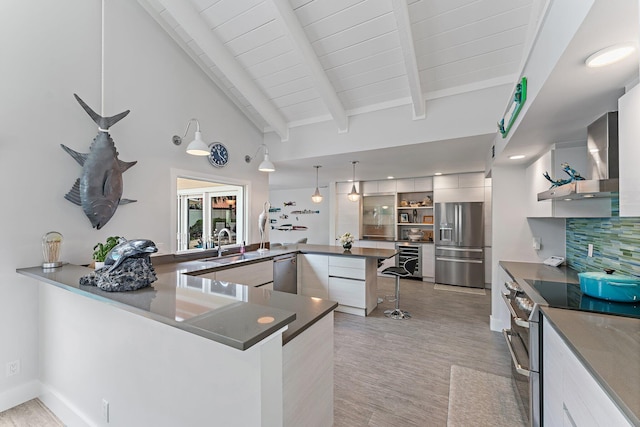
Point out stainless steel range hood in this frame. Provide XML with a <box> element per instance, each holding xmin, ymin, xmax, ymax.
<box><xmin>538</xmin><ymin>112</ymin><xmax>619</xmax><ymax>201</ymax></box>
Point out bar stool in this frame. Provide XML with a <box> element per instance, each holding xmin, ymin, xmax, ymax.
<box><xmin>381</xmin><ymin>257</ymin><xmax>418</xmax><ymax>319</ymax></box>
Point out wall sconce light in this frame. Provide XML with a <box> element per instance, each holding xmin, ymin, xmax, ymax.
<box><xmin>245</xmin><ymin>144</ymin><xmax>275</xmax><ymax>172</ymax></box>
<box><xmin>347</xmin><ymin>161</ymin><xmax>360</xmax><ymax>202</ymax></box>
<box><xmin>172</xmin><ymin>118</ymin><xmax>210</xmax><ymax>156</ymax></box>
<box><xmin>311</xmin><ymin>165</ymin><xmax>323</xmax><ymax>203</ymax></box>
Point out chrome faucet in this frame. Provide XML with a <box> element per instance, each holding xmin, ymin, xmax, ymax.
<box><xmin>217</xmin><ymin>228</ymin><xmax>232</xmax><ymax>257</ymax></box>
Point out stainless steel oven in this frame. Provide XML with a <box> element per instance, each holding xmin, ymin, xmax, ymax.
<box><xmin>502</xmin><ymin>280</ymin><xmax>541</xmax><ymax>427</ymax></box>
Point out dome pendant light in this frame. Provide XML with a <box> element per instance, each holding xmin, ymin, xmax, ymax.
<box><xmin>311</xmin><ymin>165</ymin><xmax>323</xmax><ymax>203</ymax></box>
<box><xmin>347</xmin><ymin>161</ymin><xmax>360</xmax><ymax>202</ymax></box>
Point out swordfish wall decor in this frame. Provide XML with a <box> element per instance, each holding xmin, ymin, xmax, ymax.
<box><xmin>61</xmin><ymin>94</ymin><xmax>137</xmax><ymax>229</ymax></box>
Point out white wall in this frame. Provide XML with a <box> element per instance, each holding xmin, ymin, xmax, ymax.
<box><xmin>0</xmin><ymin>0</ymin><xmax>267</xmax><ymax>411</ymax></box>
<box><xmin>490</xmin><ymin>165</ymin><xmax>566</xmax><ymax>331</ymax></box>
<box><xmin>268</xmin><ymin>188</ymin><xmax>330</xmax><ymax>245</ymax></box>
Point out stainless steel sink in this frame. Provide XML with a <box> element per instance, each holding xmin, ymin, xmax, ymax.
<box><xmin>199</xmin><ymin>252</ymin><xmax>262</xmax><ymax>264</ymax></box>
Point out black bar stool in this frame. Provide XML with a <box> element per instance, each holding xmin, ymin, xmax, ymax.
<box><xmin>381</xmin><ymin>257</ymin><xmax>417</xmax><ymax>319</ymax></box>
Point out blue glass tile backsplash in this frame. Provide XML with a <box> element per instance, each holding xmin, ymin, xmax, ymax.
<box><xmin>566</xmin><ymin>200</ymin><xmax>640</xmax><ymax>277</ymax></box>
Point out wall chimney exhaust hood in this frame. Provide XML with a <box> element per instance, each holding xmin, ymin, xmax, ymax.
<box><xmin>538</xmin><ymin>112</ymin><xmax>619</xmax><ymax>201</ymax></box>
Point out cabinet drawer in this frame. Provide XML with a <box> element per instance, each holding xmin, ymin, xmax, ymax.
<box><xmin>328</xmin><ymin>265</ymin><xmax>365</xmax><ymax>280</ymax></box>
<box><xmin>328</xmin><ymin>256</ymin><xmax>364</xmax><ymax>269</ymax></box>
<box><xmin>329</xmin><ymin>277</ymin><xmax>365</xmax><ymax>308</ymax></box>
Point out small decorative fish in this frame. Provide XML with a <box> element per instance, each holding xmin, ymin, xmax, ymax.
<box><xmin>543</xmin><ymin>162</ymin><xmax>586</xmax><ymax>188</ymax></box>
<box><xmin>61</xmin><ymin>94</ymin><xmax>137</xmax><ymax>229</ymax></box>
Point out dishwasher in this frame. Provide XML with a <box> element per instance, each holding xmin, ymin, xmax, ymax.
<box><xmin>273</xmin><ymin>254</ymin><xmax>297</xmax><ymax>293</ymax></box>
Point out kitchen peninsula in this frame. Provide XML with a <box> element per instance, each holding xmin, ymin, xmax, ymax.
<box><xmin>16</xmin><ymin>243</ymin><xmax>396</xmax><ymax>426</ymax></box>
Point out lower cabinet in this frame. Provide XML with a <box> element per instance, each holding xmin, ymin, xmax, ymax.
<box><xmin>199</xmin><ymin>259</ymin><xmax>274</xmax><ymax>287</ymax></box>
<box><xmin>422</xmin><ymin>244</ymin><xmax>434</xmax><ymax>281</ymax></box>
<box><xmin>297</xmin><ymin>254</ymin><xmax>329</xmax><ymax>298</ymax></box>
<box><xmin>298</xmin><ymin>254</ymin><xmax>378</xmax><ymax>316</ymax></box>
<box><xmin>543</xmin><ymin>316</ymin><xmax>632</xmax><ymax>426</ymax></box>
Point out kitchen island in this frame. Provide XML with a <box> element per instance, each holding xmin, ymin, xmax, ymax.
<box><xmin>16</xmin><ymin>244</ymin><xmax>395</xmax><ymax>426</ymax></box>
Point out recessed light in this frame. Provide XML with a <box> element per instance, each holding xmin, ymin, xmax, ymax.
<box><xmin>586</xmin><ymin>43</ymin><xmax>636</xmax><ymax>68</ymax></box>
<box><xmin>434</xmin><ymin>172</ymin><xmax>443</xmax><ymax>176</ymax></box>
<box><xmin>509</xmin><ymin>154</ymin><xmax>526</xmax><ymax>160</ymax></box>
<box><xmin>257</xmin><ymin>316</ymin><xmax>275</xmax><ymax>324</ymax></box>
<box><xmin>387</xmin><ymin>176</ymin><xmax>394</xmax><ymax>179</ymax></box>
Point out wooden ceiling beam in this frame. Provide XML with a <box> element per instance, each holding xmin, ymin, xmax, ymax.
<box><xmin>158</xmin><ymin>0</ymin><xmax>290</xmax><ymax>141</ymax></box>
<box><xmin>271</xmin><ymin>0</ymin><xmax>349</xmax><ymax>133</ymax></box>
<box><xmin>391</xmin><ymin>0</ymin><xmax>425</xmax><ymax>120</ymax></box>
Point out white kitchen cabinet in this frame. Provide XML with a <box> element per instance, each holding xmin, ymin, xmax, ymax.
<box><xmin>542</xmin><ymin>317</ymin><xmax>632</xmax><ymax>426</ymax></box>
<box><xmin>421</xmin><ymin>244</ymin><xmax>434</xmax><ymax>281</ymax></box>
<box><xmin>396</xmin><ymin>178</ymin><xmax>416</xmax><ymax>192</ymax></box>
<box><xmin>413</xmin><ymin>177</ymin><xmax>433</xmax><ymax>191</ymax></box>
<box><xmin>433</xmin><ymin>173</ymin><xmax>485</xmax><ymax>202</ymax></box>
<box><xmin>214</xmin><ymin>259</ymin><xmax>274</xmax><ymax>287</ymax></box>
<box><xmin>618</xmin><ymin>84</ymin><xmax>640</xmax><ymax>216</ymax></box>
<box><xmin>361</xmin><ymin>179</ymin><xmax>397</xmax><ymax>194</ymax></box>
<box><xmin>327</xmin><ymin>256</ymin><xmax>377</xmax><ymax>316</ymax></box>
<box><xmin>297</xmin><ymin>254</ymin><xmax>329</xmax><ymax>298</ymax></box>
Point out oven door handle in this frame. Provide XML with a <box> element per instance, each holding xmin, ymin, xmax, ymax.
<box><xmin>502</xmin><ymin>329</ymin><xmax>531</xmax><ymax>377</ymax></box>
<box><xmin>501</xmin><ymin>293</ymin><xmax>530</xmax><ymax>328</ymax></box>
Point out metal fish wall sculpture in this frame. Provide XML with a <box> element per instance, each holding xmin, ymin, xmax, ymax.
<box><xmin>61</xmin><ymin>94</ymin><xmax>137</xmax><ymax>229</ymax></box>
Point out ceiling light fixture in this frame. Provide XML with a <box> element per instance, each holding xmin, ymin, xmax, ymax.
<box><xmin>509</xmin><ymin>154</ymin><xmax>526</xmax><ymax>160</ymax></box>
<box><xmin>245</xmin><ymin>144</ymin><xmax>275</xmax><ymax>172</ymax></box>
<box><xmin>347</xmin><ymin>161</ymin><xmax>360</xmax><ymax>202</ymax></box>
<box><xmin>434</xmin><ymin>172</ymin><xmax>443</xmax><ymax>176</ymax></box>
<box><xmin>311</xmin><ymin>165</ymin><xmax>323</xmax><ymax>204</ymax></box>
<box><xmin>586</xmin><ymin>43</ymin><xmax>636</xmax><ymax>68</ymax></box>
<box><xmin>387</xmin><ymin>176</ymin><xmax>394</xmax><ymax>179</ymax></box>
<box><xmin>172</xmin><ymin>118</ymin><xmax>210</xmax><ymax>156</ymax></box>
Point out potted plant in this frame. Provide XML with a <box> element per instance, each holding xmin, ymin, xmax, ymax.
<box><xmin>338</xmin><ymin>232</ymin><xmax>355</xmax><ymax>251</ymax></box>
<box><xmin>92</xmin><ymin>236</ymin><xmax>122</xmax><ymax>269</ymax></box>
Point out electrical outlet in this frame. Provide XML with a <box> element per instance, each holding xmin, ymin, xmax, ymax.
<box><xmin>102</xmin><ymin>399</ymin><xmax>109</xmax><ymax>423</ymax></box>
<box><xmin>6</xmin><ymin>360</ymin><xmax>20</xmax><ymax>377</ymax></box>
<box><xmin>588</xmin><ymin>244</ymin><xmax>594</xmax><ymax>257</ymax></box>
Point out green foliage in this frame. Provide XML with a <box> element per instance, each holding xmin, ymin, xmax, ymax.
<box><xmin>92</xmin><ymin>236</ymin><xmax>122</xmax><ymax>262</ymax></box>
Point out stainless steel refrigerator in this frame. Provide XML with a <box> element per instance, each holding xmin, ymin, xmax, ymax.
<box><xmin>434</xmin><ymin>202</ymin><xmax>484</xmax><ymax>288</ymax></box>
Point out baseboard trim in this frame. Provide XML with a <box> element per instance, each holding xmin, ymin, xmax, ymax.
<box><xmin>0</xmin><ymin>380</ymin><xmax>40</xmax><ymax>412</ymax></box>
<box><xmin>39</xmin><ymin>383</ymin><xmax>93</xmax><ymax>427</ymax></box>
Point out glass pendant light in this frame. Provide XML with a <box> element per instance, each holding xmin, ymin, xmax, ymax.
<box><xmin>347</xmin><ymin>161</ymin><xmax>360</xmax><ymax>202</ymax></box>
<box><xmin>311</xmin><ymin>165</ymin><xmax>323</xmax><ymax>203</ymax></box>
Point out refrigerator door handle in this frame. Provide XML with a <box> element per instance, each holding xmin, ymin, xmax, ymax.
<box><xmin>457</xmin><ymin>204</ymin><xmax>463</xmax><ymax>244</ymax></box>
<box><xmin>436</xmin><ymin>247</ymin><xmax>483</xmax><ymax>252</ymax></box>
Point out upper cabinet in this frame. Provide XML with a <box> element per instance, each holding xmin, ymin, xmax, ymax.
<box><xmin>618</xmin><ymin>84</ymin><xmax>640</xmax><ymax>217</ymax></box>
<box><xmin>361</xmin><ymin>179</ymin><xmax>397</xmax><ymax>195</ymax></box>
<box><xmin>396</xmin><ymin>177</ymin><xmax>433</xmax><ymax>193</ymax></box>
<box><xmin>433</xmin><ymin>172</ymin><xmax>486</xmax><ymax>203</ymax></box>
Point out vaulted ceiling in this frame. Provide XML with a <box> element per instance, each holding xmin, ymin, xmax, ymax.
<box><xmin>139</xmin><ymin>0</ymin><xmax>533</xmax><ymax>140</ymax></box>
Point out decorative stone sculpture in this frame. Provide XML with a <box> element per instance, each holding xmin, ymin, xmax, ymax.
<box><xmin>80</xmin><ymin>239</ymin><xmax>158</xmax><ymax>292</ymax></box>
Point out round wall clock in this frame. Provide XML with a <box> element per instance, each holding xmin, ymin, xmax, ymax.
<box><xmin>208</xmin><ymin>142</ymin><xmax>229</xmax><ymax>168</ymax></box>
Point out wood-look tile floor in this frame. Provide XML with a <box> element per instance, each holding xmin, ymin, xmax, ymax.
<box><xmin>333</xmin><ymin>276</ymin><xmax>513</xmax><ymax>427</ymax></box>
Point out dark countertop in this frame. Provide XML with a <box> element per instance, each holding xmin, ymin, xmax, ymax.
<box><xmin>17</xmin><ymin>244</ymin><xmax>394</xmax><ymax>351</ymax></box>
<box><xmin>500</xmin><ymin>261</ymin><xmax>640</xmax><ymax>425</ymax></box>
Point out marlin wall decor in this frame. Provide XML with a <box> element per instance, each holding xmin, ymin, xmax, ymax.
<box><xmin>61</xmin><ymin>94</ymin><xmax>137</xmax><ymax>229</ymax></box>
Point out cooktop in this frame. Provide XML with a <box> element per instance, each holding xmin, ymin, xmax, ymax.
<box><xmin>525</xmin><ymin>279</ymin><xmax>640</xmax><ymax>319</ymax></box>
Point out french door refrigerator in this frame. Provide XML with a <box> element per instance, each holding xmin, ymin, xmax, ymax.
<box><xmin>434</xmin><ymin>202</ymin><xmax>484</xmax><ymax>288</ymax></box>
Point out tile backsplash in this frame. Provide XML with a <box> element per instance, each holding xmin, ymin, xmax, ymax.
<box><xmin>566</xmin><ymin>205</ymin><xmax>640</xmax><ymax>277</ymax></box>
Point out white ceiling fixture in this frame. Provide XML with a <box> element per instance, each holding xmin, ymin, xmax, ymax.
<box><xmin>585</xmin><ymin>43</ymin><xmax>637</xmax><ymax>68</ymax></box>
<box><xmin>509</xmin><ymin>154</ymin><xmax>526</xmax><ymax>160</ymax></box>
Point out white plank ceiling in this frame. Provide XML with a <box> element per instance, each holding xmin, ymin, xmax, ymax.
<box><xmin>139</xmin><ymin>0</ymin><xmax>533</xmax><ymax>139</ymax></box>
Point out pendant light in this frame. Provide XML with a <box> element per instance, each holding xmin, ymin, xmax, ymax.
<box><xmin>311</xmin><ymin>165</ymin><xmax>323</xmax><ymax>203</ymax></box>
<box><xmin>347</xmin><ymin>161</ymin><xmax>360</xmax><ymax>202</ymax></box>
